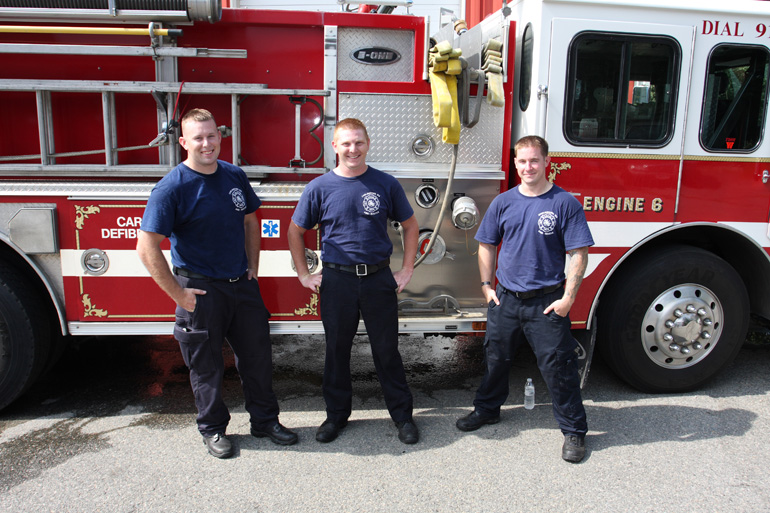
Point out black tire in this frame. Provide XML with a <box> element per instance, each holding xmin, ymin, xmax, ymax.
<box><xmin>0</xmin><ymin>262</ymin><xmax>53</xmax><ymax>411</ymax></box>
<box><xmin>597</xmin><ymin>245</ymin><xmax>749</xmax><ymax>393</ymax></box>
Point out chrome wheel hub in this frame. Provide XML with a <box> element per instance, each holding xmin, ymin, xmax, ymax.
<box><xmin>641</xmin><ymin>284</ymin><xmax>721</xmax><ymax>369</ymax></box>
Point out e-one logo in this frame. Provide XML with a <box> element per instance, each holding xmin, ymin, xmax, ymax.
<box><xmin>351</xmin><ymin>47</ymin><xmax>401</xmax><ymax>65</ymax></box>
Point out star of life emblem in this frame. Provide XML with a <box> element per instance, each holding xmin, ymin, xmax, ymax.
<box><xmin>262</xmin><ymin>219</ymin><xmax>280</xmax><ymax>238</ymax></box>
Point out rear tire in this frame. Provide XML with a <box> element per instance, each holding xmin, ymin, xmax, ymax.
<box><xmin>0</xmin><ymin>263</ymin><xmax>53</xmax><ymax>411</ymax></box>
<box><xmin>597</xmin><ymin>245</ymin><xmax>749</xmax><ymax>392</ymax></box>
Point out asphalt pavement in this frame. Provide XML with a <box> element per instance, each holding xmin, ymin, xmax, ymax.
<box><xmin>1</xmin><ymin>333</ymin><xmax>769</xmax><ymax>512</ymax></box>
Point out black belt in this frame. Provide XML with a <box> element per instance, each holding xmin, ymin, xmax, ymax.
<box><xmin>504</xmin><ymin>282</ymin><xmax>563</xmax><ymax>300</ymax></box>
<box><xmin>322</xmin><ymin>258</ymin><xmax>390</xmax><ymax>277</ymax></box>
<box><xmin>173</xmin><ymin>266</ymin><xmax>244</xmax><ymax>283</ymax></box>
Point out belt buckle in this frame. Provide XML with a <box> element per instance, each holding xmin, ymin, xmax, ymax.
<box><xmin>229</xmin><ymin>276</ymin><xmax>240</xmax><ymax>283</ymax></box>
<box><xmin>355</xmin><ymin>263</ymin><xmax>368</xmax><ymax>276</ymax></box>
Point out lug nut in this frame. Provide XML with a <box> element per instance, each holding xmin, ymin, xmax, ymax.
<box><xmin>663</xmin><ymin>333</ymin><xmax>674</xmax><ymax>342</ymax></box>
<box><xmin>701</xmin><ymin>332</ymin><xmax>711</xmax><ymax>340</ymax></box>
<box><xmin>697</xmin><ymin>308</ymin><xmax>707</xmax><ymax>316</ymax></box>
<box><xmin>681</xmin><ymin>346</ymin><xmax>691</xmax><ymax>354</ymax></box>
<box><xmin>686</xmin><ymin>304</ymin><xmax>696</xmax><ymax>313</ymax></box>
<box><xmin>674</xmin><ymin>309</ymin><xmax>683</xmax><ymax>317</ymax></box>
<box><xmin>665</xmin><ymin>320</ymin><xmax>674</xmax><ymax>328</ymax></box>
<box><xmin>669</xmin><ymin>343</ymin><xmax>680</xmax><ymax>352</ymax></box>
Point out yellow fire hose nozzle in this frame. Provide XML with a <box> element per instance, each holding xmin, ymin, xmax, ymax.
<box><xmin>453</xmin><ymin>19</ymin><xmax>468</xmax><ymax>34</ymax></box>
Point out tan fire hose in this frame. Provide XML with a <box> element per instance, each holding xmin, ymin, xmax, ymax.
<box><xmin>413</xmin><ymin>143</ymin><xmax>458</xmax><ymax>268</ymax></box>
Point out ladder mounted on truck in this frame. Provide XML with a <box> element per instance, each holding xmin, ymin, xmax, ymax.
<box><xmin>0</xmin><ymin>79</ymin><xmax>330</xmax><ymax>178</ymax></box>
<box><xmin>0</xmin><ymin>0</ymin><xmax>332</xmax><ymax>179</ymax></box>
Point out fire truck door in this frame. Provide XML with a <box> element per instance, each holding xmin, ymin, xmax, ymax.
<box><xmin>544</xmin><ymin>18</ymin><xmax>695</xmax><ymax>156</ymax></box>
<box><xmin>681</xmin><ymin>41</ymin><xmax>770</xmax><ymax>247</ymax></box>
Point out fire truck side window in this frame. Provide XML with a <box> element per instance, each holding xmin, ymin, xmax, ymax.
<box><xmin>565</xmin><ymin>33</ymin><xmax>680</xmax><ymax>147</ymax></box>
<box><xmin>519</xmin><ymin>23</ymin><xmax>534</xmax><ymax>112</ymax></box>
<box><xmin>700</xmin><ymin>45</ymin><xmax>770</xmax><ymax>152</ymax></box>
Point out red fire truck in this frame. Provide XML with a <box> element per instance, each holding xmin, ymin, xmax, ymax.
<box><xmin>1</xmin><ymin>0</ymin><xmax>768</xmax><ymax>410</ymax></box>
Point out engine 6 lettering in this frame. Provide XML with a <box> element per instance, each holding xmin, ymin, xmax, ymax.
<box><xmin>583</xmin><ymin>196</ymin><xmax>664</xmax><ymax>213</ymax></box>
<box><xmin>101</xmin><ymin>216</ymin><xmax>142</xmax><ymax>239</ymax></box>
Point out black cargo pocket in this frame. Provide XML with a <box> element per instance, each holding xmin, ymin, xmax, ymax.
<box><xmin>556</xmin><ymin>341</ymin><xmax>581</xmax><ymax>399</ymax></box>
<box><xmin>173</xmin><ymin>324</ymin><xmax>212</xmax><ymax>373</ymax></box>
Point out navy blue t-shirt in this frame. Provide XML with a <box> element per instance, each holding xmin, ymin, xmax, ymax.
<box><xmin>475</xmin><ymin>184</ymin><xmax>594</xmax><ymax>292</ymax></box>
<box><xmin>140</xmin><ymin>160</ymin><xmax>261</xmax><ymax>279</ymax></box>
<box><xmin>292</xmin><ymin>166</ymin><xmax>414</xmax><ymax>265</ymax></box>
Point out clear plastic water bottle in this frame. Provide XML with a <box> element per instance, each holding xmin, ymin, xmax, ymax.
<box><xmin>524</xmin><ymin>378</ymin><xmax>535</xmax><ymax>410</ymax></box>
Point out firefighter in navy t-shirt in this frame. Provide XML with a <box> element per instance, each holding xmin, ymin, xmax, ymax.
<box><xmin>288</xmin><ymin>118</ymin><xmax>420</xmax><ymax>445</ymax></box>
<box><xmin>456</xmin><ymin>135</ymin><xmax>594</xmax><ymax>463</ymax></box>
<box><xmin>137</xmin><ymin>108</ymin><xmax>297</xmax><ymax>458</ymax></box>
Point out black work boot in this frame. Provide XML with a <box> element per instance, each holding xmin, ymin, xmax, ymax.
<box><xmin>562</xmin><ymin>434</ymin><xmax>586</xmax><ymax>463</ymax></box>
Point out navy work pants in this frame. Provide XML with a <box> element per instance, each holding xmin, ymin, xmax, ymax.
<box><xmin>474</xmin><ymin>285</ymin><xmax>587</xmax><ymax>436</ymax></box>
<box><xmin>173</xmin><ymin>274</ymin><xmax>278</xmax><ymax>436</ymax></box>
<box><xmin>319</xmin><ymin>266</ymin><xmax>413</xmax><ymax>424</ymax></box>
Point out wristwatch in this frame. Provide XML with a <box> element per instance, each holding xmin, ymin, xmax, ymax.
<box><xmin>481</xmin><ymin>281</ymin><xmax>492</xmax><ymax>286</ymax></box>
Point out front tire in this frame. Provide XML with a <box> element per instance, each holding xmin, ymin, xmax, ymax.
<box><xmin>597</xmin><ymin>245</ymin><xmax>749</xmax><ymax>392</ymax></box>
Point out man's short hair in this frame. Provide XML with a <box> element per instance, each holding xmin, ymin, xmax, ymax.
<box><xmin>514</xmin><ymin>135</ymin><xmax>548</xmax><ymax>158</ymax></box>
<box><xmin>334</xmin><ymin>118</ymin><xmax>369</xmax><ymax>141</ymax></box>
<box><xmin>181</xmin><ymin>108</ymin><xmax>216</xmax><ymax>126</ymax></box>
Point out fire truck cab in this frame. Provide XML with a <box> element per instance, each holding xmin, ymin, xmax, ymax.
<box><xmin>507</xmin><ymin>0</ymin><xmax>770</xmax><ymax>393</ymax></box>
<box><xmin>0</xmin><ymin>0</ymin><xmax>768</xmax><ymax>410</ymax></box>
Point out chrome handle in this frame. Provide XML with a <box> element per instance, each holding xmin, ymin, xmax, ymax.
<box><xmin>764</xmin><ymin>170</ymin><xmax>769</xmax><ymax>184</ymax></box>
